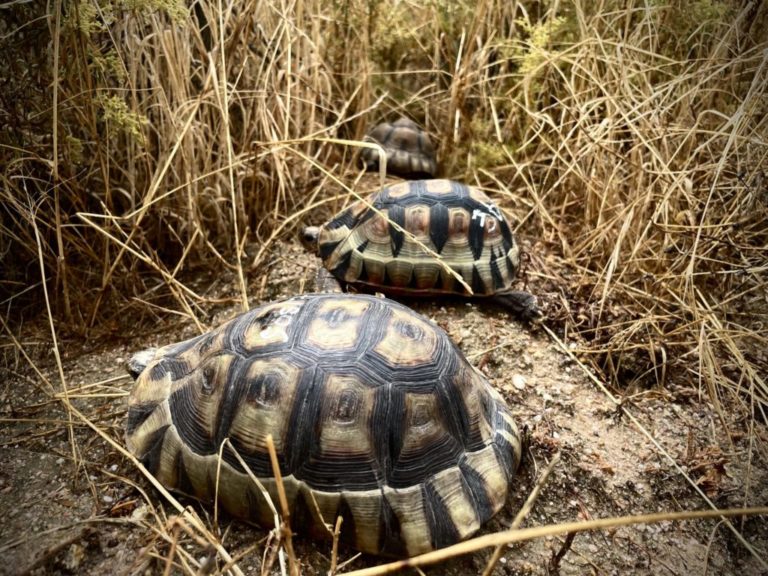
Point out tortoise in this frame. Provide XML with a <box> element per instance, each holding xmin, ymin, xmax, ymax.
<box><xmin>125</xmin><ymin>293</ymin><xmax>521</xmax><ymax>557</ymax></box>
<box><xmin>301</xmin><ymin>179</ymin><xmax>540</xmax><ymax>321</ymax></box>
<box><xmin>361</xmin><ymin>117</ymin><xmax>437</xmax><ymax>179</ymax></box>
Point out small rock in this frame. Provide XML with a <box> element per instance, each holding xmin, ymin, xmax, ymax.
<box><xmin>102</xmin><ymin>494</ymin><xmax>114</xmax><ymax>504</ymax></box>
<box><xmin>131</xmin><ymin>504</ymin><xmax>149</xmax><ymax>521</ymax></box>
<box><xmin>512</xmin><ymin>374</ymin><xmax>526</xmax><ymax>390</ymax></box>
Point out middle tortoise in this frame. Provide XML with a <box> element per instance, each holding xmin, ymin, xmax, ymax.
<box><xmin>302</xmin><ymin>179</ymin><xmax>539</xmax><ymax>320</ymax></box>
<box><xmin>125</xmin><ymin>293</ymin><xmax>521</xmax><ymax>557</ymax></box>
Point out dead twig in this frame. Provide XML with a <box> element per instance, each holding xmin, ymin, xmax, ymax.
<box><xmin>547</xmin><ymin>531</ymin><xmax>576</xmax><ymax>575</ymax></box>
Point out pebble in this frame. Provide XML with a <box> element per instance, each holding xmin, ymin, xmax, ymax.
<box><xmin>512</xmin><ymin>374</ymin><xmax>526</xmax><ymax>390</ymax></box>
<box><xmin>102</xmin><ymin>494</ymin><xmax>114</xmax><ymax>504</ymax></box>
<box><xmin>131</xmin><ymin>504</ymin><xmax>149</xmax><ymax>521</ymax></box>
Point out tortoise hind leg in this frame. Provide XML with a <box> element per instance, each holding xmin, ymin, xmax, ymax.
<box><xmin>492</xmin><ymin>290</ymin><xmax>542</xmax><ymax>322</ymax></box>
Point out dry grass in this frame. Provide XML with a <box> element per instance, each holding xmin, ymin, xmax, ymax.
<box><xmin>1</xmin><ymin>0</ymin><xmax>768</xmax><ymax>573</ymax></box>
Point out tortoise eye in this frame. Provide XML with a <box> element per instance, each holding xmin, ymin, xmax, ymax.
<box><xmin>300</xmin><ymin>227</ymin><xmax>319</xmax><ymax>244</ymax></box>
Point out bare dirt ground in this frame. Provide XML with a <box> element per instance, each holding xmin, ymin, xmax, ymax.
<box><xmin>1</xmin><ymin>239</ymin><xmax>767</xmax><ymax>576</ymax></box>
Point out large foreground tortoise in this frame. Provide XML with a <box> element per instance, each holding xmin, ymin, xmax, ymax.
<box><xmin>301</xmin><ymin>179</ymin><xmax>540</xmax><ymax>320</ymax></box>
<box><xmin>361</xmin><ymin>117</ymin><xmax>437</xmax><ymax>179</ymax></box>
<box><xmin>125</xmin><ymin>293</ymin><xmax>522</xmax><ymax>557</ymax></box>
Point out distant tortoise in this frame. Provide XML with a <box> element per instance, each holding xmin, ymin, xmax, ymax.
<box><xmin>361</xmin><ymin>117</ymin><xmax>437</xmax><ymax>179</ymax></box>
<box><xmin>301</xmin><ymin>179</ymin><xmax>540</xmax><ymax>321</ymax></box>
<box><xmin>125</xmin><ymin>293</ymin><xmax>522</xmax><ymax>557</ymax></box>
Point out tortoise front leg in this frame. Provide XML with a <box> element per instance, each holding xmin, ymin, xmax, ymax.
<box><xmin>314</xmin><ymin>267</ymin><xmax>345</xmax><ymax>293</ymax></box>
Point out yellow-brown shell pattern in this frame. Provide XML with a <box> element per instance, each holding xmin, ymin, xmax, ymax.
<box><xmin>125</xmin><ymin>294</ymin><xmax>521</xmax><ymax>557</ymax></box>
<box><xmin>361</xmin><ymin>118</ymin><xmax>437</xmax><ymax>179</ymax></box>
<box><xmin>317</xmin><ymin>180</ymin><xmax>521</xmax><ymax>297</ymax></box>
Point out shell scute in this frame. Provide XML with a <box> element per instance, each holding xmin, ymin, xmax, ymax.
<box><xmin>126</xmin><ymin>294</ymin><xmax>520</xmax><ymax>556</ymax></box>
<box><xmin>316</xmin><ymin>180</ymin><xmax>521</xmax><ymax>298</ymax></box>
<box><xmin>372</xmin><ymin>307</ymin><xmax>439</xmax><ymax>367</ymax></box>
<box><xmin>241</xmin><ymin>299</ymin><xmax>303</xmax><ymax>351</ymax></box>
<box><xmin>302</xmin><ymin>297</ymin><xmax>371</xmax><ymax>351</ymax></box>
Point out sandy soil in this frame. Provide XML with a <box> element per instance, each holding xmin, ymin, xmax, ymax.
<box><xmin>1</xmin><ymin>239</ymin><xmax>766</xmax><ymax>576</ymax></box>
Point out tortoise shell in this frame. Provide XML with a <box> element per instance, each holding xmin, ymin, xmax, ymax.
<box><xmin>361</xmin><ymin>117</ymin><xmax>437</xmax><ymax>179</ymax></box>
<box><xmin>125</xmin><ymin>293</ymin><xmax>521</xmax><ymax>557</ymax></box>
<box><xmin>304</xmin><ymin>179</ymin><xmax>522</xmax><ymax>299</ymax></box>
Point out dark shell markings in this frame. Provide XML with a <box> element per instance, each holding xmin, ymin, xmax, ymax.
<box><xmin>125</xmin><ymin>293</ymin><xmax>522</xmax><ymax>557</ymax></box>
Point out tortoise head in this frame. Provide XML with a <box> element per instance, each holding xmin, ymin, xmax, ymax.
<box><xmin>360</xmin><ymin>138</ymin><xmax>384</xmax><ymax>172</ymax></box>
<box><xmin>126</xmin><ymin>348</ymin><xmax>158</xmax><ymax>380</ymax></box>
<box><xmin>300</xmin><ymin>226</ymin><xmax>321</xmax><ymax>253</ymax></box>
